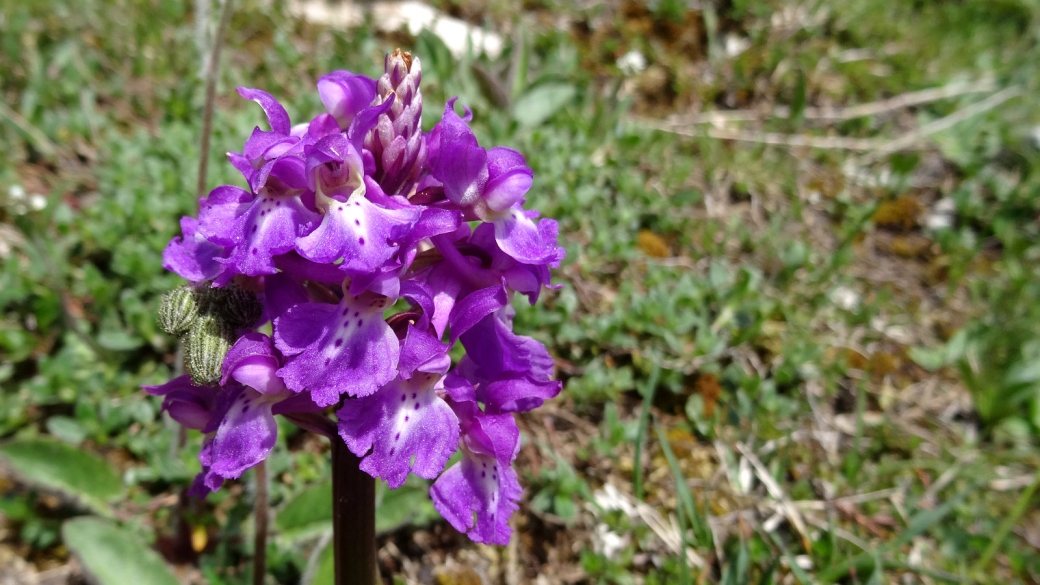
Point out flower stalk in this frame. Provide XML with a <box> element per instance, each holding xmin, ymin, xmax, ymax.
<box><xmin>332</xmin><ymin>440</ymin><xmax>376</xmax><ymax>585</ymax></box>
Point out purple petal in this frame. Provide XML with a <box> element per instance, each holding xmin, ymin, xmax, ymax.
<box><xmin>469</xmin><ymin>222</ymin><xmax>553</xmax><ymax>303</ymax></box>
<box><xmin>429</xmin><ymin>98</ymin><xmax>488</xmax><ymax>207</ymax></box>
<box><xmin>317</xmin><ymin>71</ymin><xmax>377</xmax><ymax>130</ymax></box>
<box><xmin>347</xmin><ymin>98</ymin><xmax>395</xmax><ymax>151</ymax></box>
<box><xmin>483</xmin><ymin>147</ymin><xmax>533</xmax><ymax>212</ymax></box>
<box><xmin>398</xmin><ymin>325</ymin><xmax>450</xmax><ymax>379</ymax></box>
<box><xmin>398</xmin><ymin>206</ymin><xmax>463</xmax><ymax>254</ymax></box>
<box><xmin>227</xmin><ymin>152</ymin><xmax>253</xmax><ymax>180</ymax></box>
<box><xmin>188</xmin><ymin>439</ymin><xmax>224</xmax><ymax>497</ymax></box>
<box><xmin>263</xmin><ymin>271</ymin><xmax>310</xmax><ymax>322</ymax></box>
<box><xmin>493</xmin><ymin>209</ymin><xmax>565</xmax><ymax>267</ymax></box>
<box><xmin>237</xmin><ymin>88</ymin><xmax>291</xmax><ymax>135</ymax></box>
<box><xmin>221</xmin><ymin>333</ymin><xmax>285</xmax><ymax>395</ymax></box>
<box><xmin>305</xmin><ymin>135</ymin><xmax>366</xmax><ymax>196</ymax></box>
<box><xmin>400</xmin><ymin>281</ymin><xmax>435</xmax><ymax>332</ymax></box>
<box><xmin>275</xmin><ymin>293</ymin><xmax>399</xmax><ymax>405</ymax></box>
<box><xmin>430</xmin><ymin>412</ymin><xmax>521</xmax><ymax>545</ymax></box>
<box><xmin>479</xmin><ymin>376</ymin><xmax>562</xmax><ymax>414</ymax></box>
<box><xmin>221</xmin><ymin>190</ymin><xmax>321</xmax><ymax>277</ymax></box>
<box><xmin>198</xmin><ymin>186</ymin><xmax>254</xmax><ymax>246</ymax></box>
<box><xmin>347</xmin><ymin>267</ymin><xmax>402</xmax><ymax>299</ymax></box>
<box><xmin>337</xmin><ymin>375</ymin><xmax>459</xmax><ymax>488</ymax></box>
<box><xmin>142</xmin><ymin>374</ymin><xmax>195</xmax><ymax>397</ymax></box>
<box><xmin>443</xmin><ymin>372</ymin><xmax>476</xmax><ymax>403</ymax></box>
<box><xmin>144</xmin><ymin>375</ymin><xmax>217</xmax><ymax>430</ymax></box>
<box><xmin>273</xmin><ymin>301</ymin><xmax>335</xmax><ymax>356</ymax></box>
<box><xmin>272</xmin><ymin>392</ymin><xmax>325</xmax><ymax>415</ymax></box>
<box><xmin>163</xmin><ymin>216</ymin><xmax>229</xmax><ymax>282</ymax></box>
<box><xmin>209</xmin><ymin>387</ymin><xmax>278</xmax><ymax>480</ymax></box>
<box><xmin>448</xmin><ymin>285</ymin><xmax>509</xmax><ymax>343</ymax></box>
<box><xmin>297</xmin><ymin>187</ymin><xmax>420</xmax><ymax>274</ymax></box>
<box><xmin>306</xmin><ymin>113</ymin><xmax>342</xmax><ymax>140</ymax></box>
<box><xmin>430</xmin><ymin>458</ymin><xmax>520</xmax><ymax>545</ymax></box>
<box><xmin>459</xmin><ymin>313</ymin><xmax>555</xmax><ymax>382</ymax></box>
<box><xmin>426</xmin><ymin>261</ymin><xmax>464</xmax><ymax>340</ymax></box>
<box><xmin>273</xmin><ymin>253</ymin><xmax>347</xmax><ymax>284</ymax></box>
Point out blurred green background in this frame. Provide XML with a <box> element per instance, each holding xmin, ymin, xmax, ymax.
<box><xmin>1</xmin><ymin>0</ymin><xmax>1039</xmax><ymax>583</ymax></box>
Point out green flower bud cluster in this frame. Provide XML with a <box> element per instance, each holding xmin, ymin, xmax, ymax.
<box><xmin>157</xmin><ymin>284</ymin><xmax>263</xmax><ymax>385</ymax></box>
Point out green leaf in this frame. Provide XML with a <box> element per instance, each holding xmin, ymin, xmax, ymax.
<box><xmin>512</xmin><ymin>83</ymin><xmax>576</xmax><ymax>128</ymax></box>
<box><xmin>97</xmin><ymin>328</ymin><xmax>144</xmax><ymax>351</ymax></box>
<box><xmin>908</xmin><ymin>345</ymin><xmax>947</xmax><ymax>371</ymax></box>
<box><xmin>376</xmin><ymin>482</ymin><xmax>438</xmax><ymax>533</ymax></box>
<box><xmin>0</xmin><ymin>439</ymin><xmax>122</xmax><ymax>512</ymax></box>
<box><xmin>275</xmin><ymin>480</ymin><xmax>332</xmax><ymax>540</ymax></box>
<box><xmin>277</xmin><ymin>478</ymin><xmax>437</xmax><ymax>543</ymax></box>
<box><xmin>63</xmin><ymin>517</ymin><xmax>179</xmax><ymax>585</ymax></box>
<box><xmin>309</xmin><ymin>539</ymin><xmax>335</xmax><ymax>585</ymax></box>
<box><xmin>789</xmin><ymin>69</ymin><xmax>807</xmax><ymax>124</ymax></box>
<box><xmin>45</xmin><ymin>416</ymin><xmax>87</xmax><ymax>445</ymax></box>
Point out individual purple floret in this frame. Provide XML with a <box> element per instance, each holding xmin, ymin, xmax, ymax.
<box><xmin>337</xmin><ymin>326</ymin><xmax>459</xmax><ymax>488</ymax></box>
<box><xmin>429</xmin><ymin>99</ymin><xmax>565</xmax><ymax>267</ymax></box>
<box><xmin>431</xmin><ymin>386</ymin><xmax>522</xmax><ymax>545</ymax></box>
<box><xmin>144</xmin><ymin>333</ymin><xmax>319</xmax><ymax>495</ymax></box>
<box><xmin>150</xmin><ymin>50</ymin><xmax>565</xmax><ymax>547</ymax></box>
<box><xmin>297</xmin><ymin>135</ymin><xmax>421</xmax><ymax>275</ymax></box>
<box><xmin>275</xmin><ymin>288</ymin><xmax>399</xmax><ymax>407</ymax></box>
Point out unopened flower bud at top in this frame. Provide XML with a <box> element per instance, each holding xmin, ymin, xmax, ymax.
<box><xmin>365</xmin><ymin>49</ymin><xmax>427</xmax><ymax>196</ymax></box>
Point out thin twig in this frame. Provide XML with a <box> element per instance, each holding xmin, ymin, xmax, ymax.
<box><xmin>196</xmin><ymin>0</ymin><xmax>235</xmax><ymax>199</ymax></box>
<box><xmin>0</xmin><ymin>100</ymin><xmax>58</xmax><ymax>157</ymax></box>
<box><xmin>301</xmin><ymin>530</ymin><xmax>334</xmax><ymax>585</ymax></box>
<box><xmin>644</xmin><ymin>123</ymin><xmax>884</xmax><ymax>151</ymax></box>
<box><xmin>253</xmin><ymin>460</ymin><xmax>269</xmax><ymax>585</ymax></box>
<box><xmin>734</xmin><ymin>443</ymin><xmax>813</xmax><ymax>552</ymax></box>
<box><xmin>802</xmin><ymin>514</ymin><xmax>870</xmax><ymax>551</ymax></box>
<box><xmin>642</xmin><ymin>85</ymin><xmax>1021</xmax><ymax>161</ymax></box>
<box><xmin>856</xmin><ymin>86</ymin><xmax>1023</xmax><ymax>164</ymax></box>
<box><xmin>660</xmin><ymin>79</ymin><xmax>998</xmax><ymax>126</ymax></box>
<box><xmin>791</xmin><ymin>487</ymin><xmax>901</xmax><ymax>511</ymax></box>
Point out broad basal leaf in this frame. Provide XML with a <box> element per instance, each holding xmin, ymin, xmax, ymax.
<box><xmin>0</xmin><ymin>439</ymin><xmax>122</xmax><ymax>512</ymax></box>
<box><xmin>63</xmin><ymin>517</ymin><xmax>179</xmax><ymax>585</ymax></box>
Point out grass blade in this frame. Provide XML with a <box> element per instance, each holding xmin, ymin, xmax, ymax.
<box><xmin>973</xmin><ymin>471</ymin><xmax>1040</xmax><ymax>572</ymax></box>
<box><xmin>633</xmin><ymin>364</ymin><xmax>660</xmax><ymax>500</ymax></box>
<box><xmin>655</xmin><ymin>421</ymin><xmax>691</xmax><ymax>585</ymax></box>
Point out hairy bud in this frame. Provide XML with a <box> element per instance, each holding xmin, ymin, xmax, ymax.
<box><xmin>185</xmin><ymin>314</ymin><xmax>235</xmax><ymax>385</ymax></box>
<box><xmin>205</xmin><ymin>285</ymin><xmax>263</xmax><ymax>329</ymax></box>
<box><xmin>157</xmin><ymin>286</ymin><xmax>200</xmax><ymax>335</ymax></box>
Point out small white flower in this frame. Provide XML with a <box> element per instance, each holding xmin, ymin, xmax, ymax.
<box><xmin>29</xmin><ymin>194</ymin><xmax>47</xmax><ymax>211</ymax></box>
<box><xmin>8</xmin><ymin>184</ymin><xmax>25</xmax><ymax>201</ymax></box>
<box><xmin>616</xmin><ymin>50</ymin><xmax>647</xmax><ymax>76</ymax></box>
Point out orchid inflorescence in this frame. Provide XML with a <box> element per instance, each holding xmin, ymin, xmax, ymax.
<box><xmin>145</xmin><ymin>50</ymin><xmax>564</xmax><ymax>545</ymax></box>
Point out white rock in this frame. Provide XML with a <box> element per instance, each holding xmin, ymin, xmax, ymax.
<box><xmin>287</xmin><ymin>0</ymin><xmax>503</xmax><ymax>59</ymax></box>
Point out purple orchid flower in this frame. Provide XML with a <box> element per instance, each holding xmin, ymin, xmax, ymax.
<box><xmin>153</xmin><ymin>52</ymin><xmax>565</xmax><ymax>547</ymax></box>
